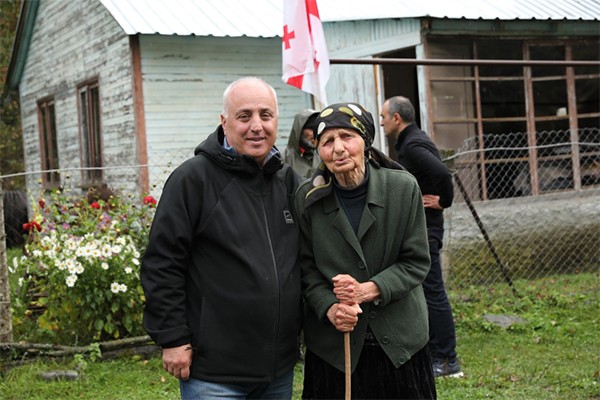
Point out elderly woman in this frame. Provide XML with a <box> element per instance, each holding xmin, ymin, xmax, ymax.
<box><xmin>296</xmin><ymin>103</ymin><xmax>437</xmax><ymax>399</ymax></box>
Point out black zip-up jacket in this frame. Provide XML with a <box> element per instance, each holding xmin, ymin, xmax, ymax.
<box><xmin>394</xmin><ymin>123</ymin><xmax>454</xmax><ymax>241</ymax></box>
<box><xmin>141</xmin><ymin>126</ymin><xmax>302</xmax><ymax>383</ymax></box>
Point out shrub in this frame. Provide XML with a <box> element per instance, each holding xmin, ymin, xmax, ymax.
<box><xmin>10</xmin><ymin>185</ymin><xmax>156</xmax><ymax>345</ymax></box>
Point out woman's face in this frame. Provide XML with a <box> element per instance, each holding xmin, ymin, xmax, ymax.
<box><xmin>318</xmin><ymin>128</ymin><xmax>365</xmax><ymax>175</ymax></box>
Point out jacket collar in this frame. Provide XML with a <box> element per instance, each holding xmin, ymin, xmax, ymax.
<box><xmin>394</xmin><ymin>123</ymin><xmax>420</xmax><ymax>151</ymax></box>
<box><xmin>194</xmin><ymin>126</ymin><xmax>283</xmax><ymax>176</ymax></box>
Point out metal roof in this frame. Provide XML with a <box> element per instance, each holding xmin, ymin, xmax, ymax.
<box><xmin>99</xmin><ymin>0</ymin><xmax>600</xmax><ymax>37</ymax></box>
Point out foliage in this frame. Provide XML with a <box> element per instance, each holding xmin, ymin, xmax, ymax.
<box><xmin>9</xmin><ymin>185</ymin><xmax>156</xmax><ymax>345</ymax></box>
<box><xmin>0</xmin><ymin>0</ymin><xmax>24</xmax><ymax>189</ymax></box>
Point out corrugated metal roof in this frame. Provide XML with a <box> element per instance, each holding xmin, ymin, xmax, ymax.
<box><xmin>318</xmin><ymin>0</ymin><xmax>600</xmax><ymax>22</ymax></box>
<box><xmin>99</xmin><ymin>0</ymin><xmax>283</xmax><ymax>36</ymax></box>
<box><xmin>99</xmin><ymin>0</ymin><xmax>600</xmax><ymax>37</ymax></box>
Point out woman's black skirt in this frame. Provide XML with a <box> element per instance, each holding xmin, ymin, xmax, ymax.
<box><xmin>302</xmin><ymin>344</ymin><xmax>437</xmax><ymax>399</ymax></box>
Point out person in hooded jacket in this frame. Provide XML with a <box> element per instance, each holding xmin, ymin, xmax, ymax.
<box><xmin>141</xmin><ymin>76</ymin><xmax>303</xmax><ymax>399</ymax></box>
<box><xmin>284</xmin><ymin>109</ymin><xmax>321</xmax><ymax>179</ymax></box>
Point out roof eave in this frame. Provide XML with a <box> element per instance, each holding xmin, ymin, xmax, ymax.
<box><xmin>4</xmin><ymin>0</ymin><xmax>40</xmax><ymax>95</ymax></box>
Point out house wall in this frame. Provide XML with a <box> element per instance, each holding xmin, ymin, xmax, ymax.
<box><xmin>138</xmin><ymin>35</ymin><xmax>310</xmax><ymax>193</ymax></box>
<box><xmin>18</xmin><ymin>0</ymin><xmax>137</xmax><ymax>196</ymax></box>
<box><xmin>323</xmin><ymin>19</ymin><xmax>423</xmax><ymax>149</ymax></box>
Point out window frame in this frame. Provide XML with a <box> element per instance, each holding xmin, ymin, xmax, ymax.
<box><xmin>77</xmin><ymin>78</ymin><xmax>103</xmax><ymax>187</ymax></box>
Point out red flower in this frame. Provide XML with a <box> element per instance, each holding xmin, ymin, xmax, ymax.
<box><xmin>38</xmin><ymin>199</ymin><xmax>46</xmax><ymax>208</ymax></box>
<box><xmin>22</xmin><ymin>221</ymin><xmax>42</xmax><ymax>232</ymax></box>
<box><xmin>90</xmin><ymin>201</ymin><xmax>101</xmax><ymax>210</ymax></box>
<box><xmin>143</xmin><ymin>195</ymin><xmax>157</xmax><ymax>206</ymax></box>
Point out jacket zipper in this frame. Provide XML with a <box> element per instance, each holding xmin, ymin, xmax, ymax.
<box><xmin>260</xmin><ymin>168</ymin><xmax>280</xmax><ymax>380</ymax></box>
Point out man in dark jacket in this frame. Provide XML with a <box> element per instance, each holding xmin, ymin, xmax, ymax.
<box><xmin>380</xmin><ymin>95</ymin><xmax>463</xmax><ymax>378</ymax></box>
<box><xmin>141</xmin><ymin>77</ymin><xmax>303</xmax><ymax>399</ymax></box>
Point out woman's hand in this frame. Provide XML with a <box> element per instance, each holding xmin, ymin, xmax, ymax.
<box><xmin>332</xmin><ymin>274</ymin><xmax>381</xmax><ymax>304</ymax></box>
<box><xmin>326</xmin><ymin>302</ymin><xmax>363</xmax><ymax>332</ymax></box>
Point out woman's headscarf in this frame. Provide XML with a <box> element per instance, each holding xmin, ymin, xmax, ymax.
<box><xmin>313</xmin><ymin>102</ymin><xmax>404</xmax><ymax>170</ymax></box>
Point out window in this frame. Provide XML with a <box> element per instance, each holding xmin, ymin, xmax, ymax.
<box><xmin>427</xmin><ymin>38</ymin><xmax>600</xmax><ymax>200</ymax></box>
<box><xmin>78</xmin><ymin>80</ymin><xmax>103</xmax><ymax>186</ymax></box>
<box><xmin>37</xmin><ymin>98</ymin><xmax>60</xmax><ymax>188</ymax></box>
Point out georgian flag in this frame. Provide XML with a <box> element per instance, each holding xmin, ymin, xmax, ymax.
<box><xmin>282</xmin><ymin>0</ymin><xmax>330</xmax><ymax>104</ymax></box>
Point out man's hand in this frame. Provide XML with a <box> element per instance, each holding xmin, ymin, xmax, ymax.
<box><xmin>326</xmin><ymin>302</ymin><xmax>363</xmax><ymax>332</ymax></box>
<box><xmin>162</xmin><ymin>344</ymin><xmax>193</xmax><ymax>381</ymax></box>
<box><xmin>422</xmin><ymin>194</ymin><xmax>442</xmax><ymax>210</ymax></box>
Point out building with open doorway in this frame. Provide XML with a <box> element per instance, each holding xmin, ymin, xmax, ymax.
<box><xmin>320</xmin><ymin>0</ymin><xmax>599</xmax><ymax>201</ymax></box>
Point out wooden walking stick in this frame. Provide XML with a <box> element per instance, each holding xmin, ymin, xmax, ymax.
<box><xmin>344</xmin><ymin>331</ymin><xmax>351</xmax><ymax>400</ymax></box>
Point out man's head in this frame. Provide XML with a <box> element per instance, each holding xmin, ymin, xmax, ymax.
<box><xmin>380</xmin><ymin>96</ymin><xmax>415</xmax><ymax>139</ymax></box>
<box><xmin>300</xmin><ymin>113</ymin><xmax>318</xmax><ymax>150</ymax></box>
<box><xmin>221</xmin><ymin>77</ymin><xmax>278</xmax><ymax>165</ymax></box>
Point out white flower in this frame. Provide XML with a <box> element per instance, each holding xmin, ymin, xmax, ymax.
<box><xmin>18</xmin><ymin>277</ymin><xmax>24</xmax><ymax>287</ymax></box>
<box><xmin>101</xmin><ymin>262</ymin><xmax>109</xmax><ymax>270</ymax></box>
<box><xmin>124</xmin><ymin>267</ymin><xmax>133</xmax><ymax>274</ymax></box>
<box><xmin>32</xmin><ymin>250</ymin><xmax>43</xmax><ymax>258</ymax></box>
<box><xmin>116</xmin><ymin>237</ymin><xmax>126</xmax><ymax>245</ymax></box>
<box><xmin>119</xmin><ymin>284</ymin><xmax>128</xmax><ymax>293</ymax></box>
<box><xmin>66</xmin><ymin>275</ymin><xmax>78</xmax><ymax>287</ymax></box>
<box><xmin>56</xmin><ymin>260</ymin><xmax>66</xmax><ymax>271</ymax></box>
<box><xmin>111</xmin><ymin>245</ymin><xmax>122</xmax><ymax>254</ymax></box>
<box><xmin>91</xmin><ymin>248</ymin><xmax>101</xmax><ymax>258</ymax></box>
<box><xmin>10</xmin><ymin>257</ymin><xmax>18</xmax><ymax>273</ymax></box>
<box><xmin>75</xmin><ymin>263</ymin><xmax>85</xmax><ymax>274</ymax></box>
<box><xmin>110</xmin><ymin>282</ymin><xmax>120</xmax><ymax>293</ymax></box>
<box><xmin>101</xmin><ymin>245</ymin><xmax>112</xmax><ymax>257</ymax></box>
<box><xmin>132</xmin><ymin>258</ymin><xmax>140</xmax><ymax>266</ymax></box>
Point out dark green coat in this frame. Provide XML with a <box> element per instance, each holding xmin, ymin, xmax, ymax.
<box><xmin>295</xmin><ymin>163</ymin><xmax>431</xmax><ymax>373</ymax></box>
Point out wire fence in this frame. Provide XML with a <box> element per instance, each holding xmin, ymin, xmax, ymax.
<box><xmin>1</xmin><ymin>129</ymin><xmax>599</xmax><ymax>291</ymax></box>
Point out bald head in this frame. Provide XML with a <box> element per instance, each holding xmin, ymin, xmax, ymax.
<box><xmin>222</xmin><ymin>77</ymin><xmax>278</xmax><ymax>117</ymax></box>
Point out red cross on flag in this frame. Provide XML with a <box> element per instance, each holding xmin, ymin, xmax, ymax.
<box><xmin>282</xmin><ymin>0</ymin><xmax>330</xmax><ymax>104</ymax></box>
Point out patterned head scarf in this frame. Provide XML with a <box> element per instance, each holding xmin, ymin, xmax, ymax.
<box><xmin>314</xmin><ymin>102</ymin><xmax>375</xmax><ymax>154</ymax></box>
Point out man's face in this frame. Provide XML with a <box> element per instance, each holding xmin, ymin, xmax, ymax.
<box><xmin>379</xmin><ymin>101</ymin><xmax>398</xmax><ymax>138</ymax></box>
<box><xmin>221</xmin><ymin>81</ymin><xmax>278</xmax><ymax>165</ymax></box>
<box><xmin>301</xmin><ymin>128</ymin><xmax>316</xmax><ymax>149</ymax></box>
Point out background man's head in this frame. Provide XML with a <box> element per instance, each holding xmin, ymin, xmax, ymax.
<box><xmin>221</xmin><ymin>77</ymin><xmax>278</xmax><ymax>165</ymax></box>
<box><xmin>380</xmin><ymin>96</ymin><xmax>416</xmax><ymax>138</ymax></box>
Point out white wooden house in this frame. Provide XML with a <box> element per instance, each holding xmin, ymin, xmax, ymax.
<box><xmin>5</xmin><ymin>0</ymin><xmax>600</xmax><ymax>200</ymax></box>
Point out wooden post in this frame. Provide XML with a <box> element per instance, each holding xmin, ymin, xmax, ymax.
<box><xmin>0</xmin><ymin>177</ymin><xmax>14</xmax><ymax>342</ymax></box>
<box><xmin>344</xmin><ymin>331</ymin><xmax>351</xmax><ymax>400</ymax></box>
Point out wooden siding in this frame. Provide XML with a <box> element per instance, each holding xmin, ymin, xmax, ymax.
<box><xmin>19</xmin><ymin>0</ymin><xmax>137</xmax><ymax>195</ymax></box>
<box><xmin>324</xmin><ymin>18</ymin><xmax>422</xmax><ymax>58</ymax></box>
<box><xmin>323</xmin><ymin>18</ymin><xmax>423</xmax><ymax>151</ymax></box>
<box><xmin>139</xmin><ymin>34</ymin><xmax>309</xmax><ymax>192</ymax></box>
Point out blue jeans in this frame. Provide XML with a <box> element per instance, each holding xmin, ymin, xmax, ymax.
<box><xmin>179</xmin><ymin>368</ymin><xmax>294</xmax><ymax>400</ymax></box>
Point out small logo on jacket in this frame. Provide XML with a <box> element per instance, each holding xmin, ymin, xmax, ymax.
<box><xmin>283</xmin><ymin>210</ymin><xmax>294</xmax><ymax>224</ymax></box>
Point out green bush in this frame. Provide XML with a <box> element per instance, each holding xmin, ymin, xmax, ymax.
<box><xmin>9</xmin><ymin>186</ymin><xmax>156</xmax><ymax>345</ymax></box>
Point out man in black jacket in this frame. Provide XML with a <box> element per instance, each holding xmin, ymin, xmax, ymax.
<box><xmin>380</xmin><ymin>96</ymin><xmax>463</xmax><ymax>378</ymax></box>
<box><xmin>141</xmin><ymin>77</ymin><xmax>303</xmax><ymax>399</ymax></box>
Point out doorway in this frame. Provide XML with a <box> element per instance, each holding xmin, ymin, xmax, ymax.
<box><xmin>380</xmin><ymin>47</ymin><xmax>419</xmax><ymax>160</ymax></box>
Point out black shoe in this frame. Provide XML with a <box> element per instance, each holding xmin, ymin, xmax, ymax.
<box><xmin>432</xmin><ymin>358</ymin><xmax>464</xmax><ymax>378</ymax></box>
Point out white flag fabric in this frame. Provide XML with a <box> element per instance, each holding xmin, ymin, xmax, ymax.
<box><xmin>282</xmin><ymin>0</ymin><xmax>330</xmax><ymax>104</ymax></box>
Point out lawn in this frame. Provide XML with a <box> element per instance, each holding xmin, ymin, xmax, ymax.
<box><xmin>1</xmin><ymin>272</ymin><xmax>598</xmax><ymax>399</ymax></box>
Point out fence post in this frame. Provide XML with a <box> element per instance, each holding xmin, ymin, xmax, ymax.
<box><xmin>0</xmin><ymin>176</ymin><xmax>14</xmax><ymax>342</ymax></box>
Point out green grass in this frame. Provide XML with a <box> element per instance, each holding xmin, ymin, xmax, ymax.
<box><xmin>1</xmin><ymin>272</ymin><xmax>598</xmax><ymax>399</ymax></box>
